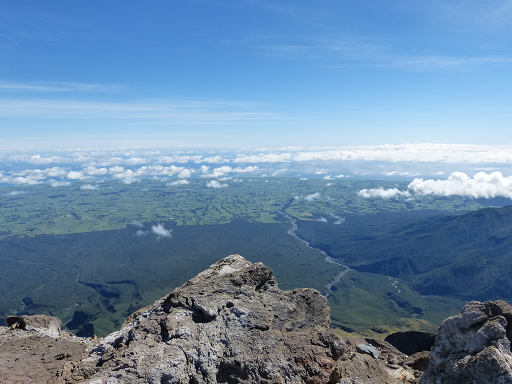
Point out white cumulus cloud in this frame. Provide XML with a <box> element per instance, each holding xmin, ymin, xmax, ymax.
<box><xmin>167</xmin><ymin>179</ymin><xmax>190</xmax><ymax>186</ymax></box>
<box><xmin>305</xmin><ymin>192</ymin><xmax>321</xmax><ymax>201</ymax></box>
<box><xmin>84</xmin><ymin>166</ymin><xmax>108</xmax><ymax>175</ymax></box>
<box><xmin>67</xmin><ymin>171</ymin><xmax>86</xmax><ymax>180</ymax></box>
<box><xmin>232</xmin><ymin>166</ymin><xmax>260</xmax><ymax>172</ymax></box>
<box><xmin>328</xmin><ymin>212</ymin><xmax>345</xmax><ymax>225</ymax></box>
<box><xmin>80</xmin><ymin>184</ymin><xmax>99</xmax><ymax>190</ymax></box>
<box><xmin>358</xmin><ymin>188</ymin><xmax>411</xmax><ymax>199</ymax></box>
<box><xmin>49</xmin><ymin>179</ymin><xmax>71</xmax><ymax>187</ymax></box>
<box><xmin>151</xmin><ymin>223</ymin><xmax>172</xmax><ymax>239</ymax></box>
<box><xmin>201</xmin><ymin>166</ymin><xmax>234</xmax><ymax>178</ymax></box>
<box><xmin>408</xmin><ymin>171</ymin><xmax>512</xmax><ymax>198</ymax></box>
<box><xmin>201</xmin><ymin>155</ymin><xmax>228</xmax><ymax>163</ymax></box>
<box><xmin>206</xmin><ymin>180</ymin><xmax>228</xmax><ymax>188</ymax></box>
<box><xmin>121</xmin><ymin>178</ymin><xmax>140</xmax><ymax>184</ymax></box>
<box><xmin>233</xmin><ymin>153</ymin><xmax>292</xmax><ymax>163</ymax></box>
<box><xmin>130</xmin><ymin>220</ymin><xmax>144</xmax><ymax>228</ymax></box>
<box><xmin>177</xmin><ymin>169</ymin><xmax>193</xmax><ymax>178</ymax></box>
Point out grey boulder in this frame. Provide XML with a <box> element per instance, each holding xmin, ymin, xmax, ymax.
<box><xmin>58</xmin><ymin>255</ymin><xmax>346</xmax><ymax>383</ymax></box>
<box><xmin>420</xmin><ymin>300</ymin><xmax>512</xmax><ymax>384</ymax></box>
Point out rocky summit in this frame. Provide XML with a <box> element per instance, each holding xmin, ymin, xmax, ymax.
<box><xmin>59</xmin><ymin>254</ymin><xmax>346</xmax><ymax>383</ymax></box>
<box><xmin>420</xmin><ymin>300</ymin><xmax>512</xmax><ymax>384</ymax></box>
<box><xmin>3</xmin><ymin>255</ymin><xmax>512</xmax><ymax>383</ymax></box>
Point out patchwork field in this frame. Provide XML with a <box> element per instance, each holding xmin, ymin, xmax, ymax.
<box><xmin>0</xmin><ymin>177</ymin><xmax>498</xmax><ymax>337</ymax></box>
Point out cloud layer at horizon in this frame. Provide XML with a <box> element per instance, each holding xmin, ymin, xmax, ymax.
<box><xmin>1</xmin><ymin>145</ymin><xmax>512</xmax><ymax>193</ymax></box>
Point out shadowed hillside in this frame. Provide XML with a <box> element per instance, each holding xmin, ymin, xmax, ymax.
<box><xmin>298</xmin><ymin>206</ymin><xmax>512</xmax><ymax>302</ymax></box>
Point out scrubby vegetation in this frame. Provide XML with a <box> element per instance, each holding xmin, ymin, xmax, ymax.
<box><xmin>0</xmin><ymin>177</ymin><xmax>506</xmax><ymax>337</ymax></box>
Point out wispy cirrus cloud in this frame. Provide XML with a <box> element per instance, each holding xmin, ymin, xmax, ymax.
<box><xmin>0</xmin><ymin>98</ymin><xmax>281</xmax><ymax>123</ymax></box>
<box><xmin>253</xmin><ymin>36</ymin><xmax>512</xmax><ymax>71</ymax></box>
<box><xmin>432</xmin><ymin>0</ymin><xmax>512</xmax><ymax>32</ymax></box>
<box><xmin>0</xmin><ymin>82</ymin><xmax>121</xmax><ymax>93</ymax></box>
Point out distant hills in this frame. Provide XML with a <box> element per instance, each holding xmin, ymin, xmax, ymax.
<box><xmin>298</xmin><ymin>206</ymin><xmax>512</xmax><ymax>302</ymax></box>
<box><xmin>2</xmin><ymin>177</ymin><xmax>510</xmax><ymax>338</ymax></box>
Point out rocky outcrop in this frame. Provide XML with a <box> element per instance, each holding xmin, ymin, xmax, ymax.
<box><xmin>420</xmin><ymin>300</ymin><xmax>512</xmax><ymax>384</ymax></box>
<box><xmin>55</xmin><ymin>255</ymin><xmax>423</xmax><ymax>384</ymax></box>
<box><xmin>0</xmin><ymin>315</ymin><xmax>94</xmax><ymax>384</ymax></box>
<box><xmin>58</xmin><ymin>255</ymin><xmax>345</xmax><ymax>383</ymax></box>
<box><xmin>335</xmin><ymin>338</ymin><xmax>424</xmax><ymax>384</ymax></box>
<box><xmin>7</xmin><ymin>257</ymin><xmax>512</xmax><ymax>383</ymax></box>
<box><xmin>0</xmin><ymin>255</ymin><xmax>427</xmax><ymax>383</ymax></box>
<box><xmin>7</xmin><ymin>314</ymin><xmax>63</xmax><ymax>338</ymax></box>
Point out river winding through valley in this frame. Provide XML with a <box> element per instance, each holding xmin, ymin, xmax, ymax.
<box><xmin>276</xmin><ymin>200</ymin><xmax>351</xmax><ymax>297</ymax></box>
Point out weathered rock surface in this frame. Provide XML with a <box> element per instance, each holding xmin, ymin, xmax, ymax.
<box><xmin>7</xmin><ymin>314</ymin><xmax>63</xmax><ymax>338</ymax></box>
<box><xmin>420</xmin><ymin>300</ymin><xmax>512</xmax><ymax>384</ymax></box>
<box><xmin>56</xmin><ymin>255</ymin><xmax>422</xmax><ymax>384</ymax></box>
<box><xmin>0</xmin><ymin>316</ymin><xmax>94</xmax><ymax>384</ymax></box>
<box><xmin>339</xmin><ymin>338</ymin><xmax>422</xmax><ymax>384</ymax></box>
<box><xmin>0</xmin><ymin>255</ymin><xmax>427</xmax><ymax>383</ymax></box>
<box><xmin>7</xmin><ymin>258</ymin><xmax>512</xmax><ymax>383</ymax></box>
<box><xmin>58</xmin><ymin>255</ymin><xmax>345</xmax><ymax>383</ymax></box>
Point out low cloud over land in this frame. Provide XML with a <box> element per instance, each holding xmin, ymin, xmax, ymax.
<box><xmin>206</xmin><ymin>180</ymin><xmax>228</xmax><ymax>188</ymax></box>
<box><xmin>358</xmin><ymin>188</ymin><xmax>411</xmax><ymax>199</ymax></box>
<box><xmin>80</xmin><ymin>184</ymin><xmax>99</xmax><ymax>190</ymax></box>
<box><xmin>305</xmin><ymin>192</ymin><xmax>321</xmax><ymax>201</ymax></box>
<box><xmin>151</xmin><ymin>224</ymin><xmax>172</xmax><ymax>239</ymax></box>
<box><xmin>359</xmin><ymin>172</ymin><xmax>512</xmax><ymax>200</ymax></box>
<box><xmin>167</xmin><ymin>179</ymin><xmax>190</xmax><ymax>186</ymax></box>
<box><xmin>409</xmin><ymin>172</ymin><xmax>512</xmax><ymax>199</ymax></box>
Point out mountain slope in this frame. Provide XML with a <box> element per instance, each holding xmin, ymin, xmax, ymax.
<box><xmin>298</xmin><ymin>206</ymin><xmax>512</xmax><ymax>301</ymax></box>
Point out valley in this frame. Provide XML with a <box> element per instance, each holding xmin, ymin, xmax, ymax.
<box><xmin>0</xmin><ymin>177</ymin><xmax>509</xmax><ymax>338</ymax></box>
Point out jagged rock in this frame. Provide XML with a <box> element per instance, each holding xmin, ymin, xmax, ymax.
<box><xmin>420</xmin><ymin>300</ymin><xmax>512</xmax><ymax>384</ymax></box>
<box><xmin>329</xmin><ymin>353</ymin><xmax>398</xmax><ymax>384</ymax></box>
<box><xmin>356</xmin><ymin>343</ymin><xmax>380</xmax><ymax>358</ymax></box>
<box><xmin>385</xmin><ymin>331</ymin><xmax>436</xmax><ymax>356</ymax></box>
<box><xmin>335</xmin><ymin>338</ymin><xmax>422</xmax><ymax>383</ymax></box>
<box><xmin>0</xmin><ymin>256</ymin><xmax>427</xmax><ymax>384</ymax></box>
<box><xmin>0</xmin><ymin>315</ymin><xmax>94</xmax><ymax>384</ymax></box>
<box><xmin>7</xmin><ymin>314</ymin><xmax>63</xmax><ymax>338</ymax></box>
<box><xmin>58</xmin><ymin>255</ymin><xmax>347</xmax><ymax>383</ymax></box>
<box><xmin>405</xmin><ymin>351</ymin><xmax>429</xmax><ymax>372</ymax></box>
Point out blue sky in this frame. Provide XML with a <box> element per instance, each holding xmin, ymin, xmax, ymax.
<box><xmin>1</xmin><ymin>0</ymin><xmax>511</xmax><ymax>148</ymax></box>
